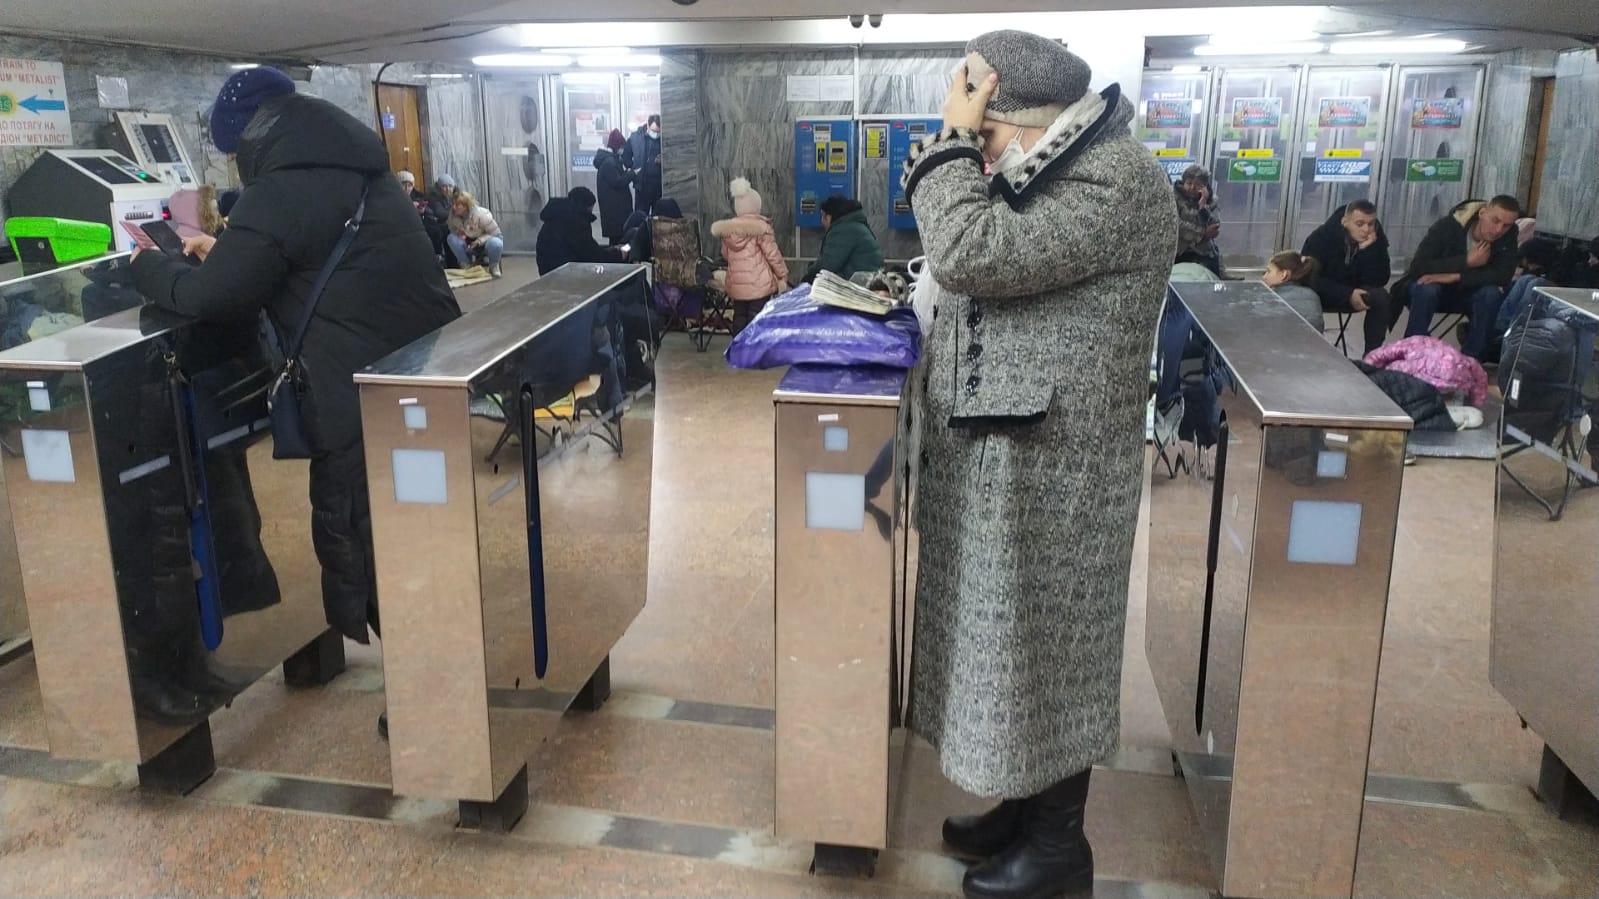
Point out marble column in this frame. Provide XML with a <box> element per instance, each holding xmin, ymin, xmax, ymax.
<box><xmin>1536</xmin><ymin>49</ymin><xmax>1599</xmax><ymax>239</ymax></box>
<box><xmin>660</xmin><ymin>50</ymin><xmax>702</xmax><ymax>224</ymax></box>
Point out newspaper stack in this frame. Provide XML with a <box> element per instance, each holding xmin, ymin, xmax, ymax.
<box><xmin>810</xmin><ymin>269</ymin><xmax>894</xmax><ymax>316</ymax></box>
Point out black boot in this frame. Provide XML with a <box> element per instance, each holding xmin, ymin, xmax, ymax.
<box><xmin>943</xmin><ymin>799</ymin><xmax>1028</xmax><ymax>858</ymax></box>
<box><xmin>128</xmin><ymin>648</ymin><xmax>218</xmax><ymax>727</ymax></box>
<box><xmin>962</xmin><ymin>770</ymin><xmax>1093</xmax><ymax>899</ymax></box>
<box><xmin>377</xmin><ymin>711</ymin><xmax>388</xmax><ymax>741</ymax></box>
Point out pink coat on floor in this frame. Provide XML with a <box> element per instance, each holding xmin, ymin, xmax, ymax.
<box><xmin>1364</xmin><ymin>336</ymin><xmax>1488</xmax><ymax>407</ymax></box>
<box><xmin>711</xmin><ymin>214</ymin><xmax>788</xmax><ymax>301</ymax></box>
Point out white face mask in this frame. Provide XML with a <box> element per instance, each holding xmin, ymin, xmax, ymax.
<box><xmin>990</xmin><ymin>132</ymin><xmax>1028</xmax><ymax>175</ymax></box>
<box><xmin>647</xmin><ymin>127</ymin><xmax>659</xmax><ymax>139</ymax></box>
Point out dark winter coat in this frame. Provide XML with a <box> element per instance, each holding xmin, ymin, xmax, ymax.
<box><xmin>131</xmin><ymin>93</ymin><xmax>461</xmax><ymax>453</ymax></box>
<box><xmin>1354</xmin><ymin>360</ymin><xmax>1456</xmax><ymax>431</ymax></box>
<box><xmin>622</xmin><ymin>125</ymin><xmax>662</xmax><ymax>192</ymax></box>
<box><xmin>900</xmin><ymin>86</ymin><xmax>1177</xmax><ymax>796</ymax></box>
<box><xmin>593</xmin><ymin>148</ymin><xmax>635</xmax><ymax>240</ymax></box>
<box><xmin>801</xmin><ymin>208</ymin><xmax>885</xmax><ymax>283</ymax></box>
<box><xmin>1302</xmin><ymin>204</ymin><xmax>1391</xmax><ymax>307</ymax></box>
<box><xmin>536</xmin><ymin>197</ymin><xmax>615</xmax><ymax>274</ymax></box>
<box><xmin>130</xmin><ymin>93</ymin><xmax>462</xmax><ymax>643</ymax></box>
<box><xmin>1394</xmin><ymin>200</ymin><xmax>1519</xmax><ymax>313</ymax></box>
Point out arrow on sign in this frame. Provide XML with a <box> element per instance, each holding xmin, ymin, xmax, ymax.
<box><xmin>20</xmin><ymin>95</ymin><xmax>66</xmax><ymax>114</ymax></box>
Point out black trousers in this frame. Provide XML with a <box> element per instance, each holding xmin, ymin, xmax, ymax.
<box><xmin>1322</xmin><ymin>286</ymin><xmax>1392</xmax><ymax>356</ymax></box>
<box><xmin>310</xmin><ymin>443</ymin><xmax>380</xmax><ymax>642</ymax></box>
<box><xmin>730</xmin><ymin>297</ymin><xmax>771</xmax><ymax>336</ymax></box>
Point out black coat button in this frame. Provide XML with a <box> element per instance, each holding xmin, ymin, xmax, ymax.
<box><xmin>967</xmin><ymin>342</ymin><xmax>983</xmax><ymax>359</ymax></box>
<box><xmin>965</xmin><ymin>375</ymin><xmax>981</xmax><ymax>389</ymax></box>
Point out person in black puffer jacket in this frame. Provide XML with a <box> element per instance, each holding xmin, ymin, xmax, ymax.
<box><xmin>131</xmin><ymin>67</ymin><xmax>462</xmax><ymax>646</ymax></box>
<box><xmin>593</xmin><ymin>130</ymin><xmax>635</xmax><ymax>246</ymax></box>
<box><xmin>536</xmin><ymin>187</ymin><xmax>623</xmax><ymax>274</ymax></box>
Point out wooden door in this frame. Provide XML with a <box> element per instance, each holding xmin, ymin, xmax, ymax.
<box><xmin>377</xmin><ymin>83</ymin><xmax>426</xmax><ymax>186</ymax></box>
<box><xmin>1525</xmin><ymin>78</ymin><xmax>1556</xmax><ymax>216</ymax></box>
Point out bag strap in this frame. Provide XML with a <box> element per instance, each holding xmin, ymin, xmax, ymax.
<box><xmin>284</xmin><ymin>179</ymin><xmax>371</xmax><ymax>362</ymax></box>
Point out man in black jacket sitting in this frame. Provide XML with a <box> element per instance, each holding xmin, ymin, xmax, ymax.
<box><xmin>1395</xmin><ymin>195</ymin><xmax>1522</xmax><ymax>361</ymax></box>
<box><xmin>1302</xmin><ymin>200</ymin><xmax>1391</xmax><ymax>355</ymax></box>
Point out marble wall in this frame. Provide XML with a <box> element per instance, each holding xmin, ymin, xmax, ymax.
<box><xmin>1536</xmin><ymin>49</ymin><xmax>1599</xmax><ymax>240</ymax></box>
<box><xmin>422</xmin><ymin>76</ymin><xmax>488</xmax><ymax>200</ymax></box>
<box><xmin>659</xmin><ymin>51</ymin><xmax>702</xmax><ymax>224</ymax></box>
<box><xmin>1476</xmin><ymin>50</ymin><xmax>1557</xmax><ymax>203</ymax></box>
<box><xmin>0</xmin><ymin>34</ymin><xmax>373</xmax><ymax>224</ymax></box>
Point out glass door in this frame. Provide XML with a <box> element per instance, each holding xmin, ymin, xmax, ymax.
<box><xmin>1380</xmin><ymin>65</ymin><xmax>1486</xmax><ymax>271</ymax></box>
<box><xmin>1137</xmin><ymin>69</ymin><xmax>1215</xmax><ymax>184</ymax></box>
<box><xmin>1286</xmin><ymin>67</ymin><xmax>1392</xmax><ymax>252</ymax></box>
<box><xmin>1211</xmin><ymin>68</ymin><xmax>1301</xmax><ymax>270</ymax></box>
<box><xmin>480</xmin><ymin>75</ymin><xmax>554</xmax><ymax>254</ymax></box>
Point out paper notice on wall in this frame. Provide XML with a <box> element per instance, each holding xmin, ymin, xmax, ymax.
<box><xmin>786</xmin><ymin>75</ymin><xmax>820</xmax><ymax>103</ymax></box>
<box><xmin>96</xmin><ymin>75</ymin><xmax>130</xmax><ymax>110</ymax></box>
<box><xmin>0</xmin><ymin>57</ymin><xmax>72</xmax><ymax>147</ymax></box>
<box><xmin>818</xmin><ymin>75</ymin><xmax>854</xmax><ymax>103</ymax></box>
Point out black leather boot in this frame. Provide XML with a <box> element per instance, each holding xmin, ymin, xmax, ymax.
<box><xmin>943</xmin><ymin>799</ymin><xmax>1028</xmax><ymax>858</ymax></box>
<box><xmin>962</xmin><ymin>770</ymin><xmax>1093</xmax><ymax>899</ymax></box>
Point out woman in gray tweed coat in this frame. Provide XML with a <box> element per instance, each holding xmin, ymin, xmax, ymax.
<box><xmin>902</xmin><ymin>31</ymin><xmax>1177</xmax><ymax>899</ymax></box>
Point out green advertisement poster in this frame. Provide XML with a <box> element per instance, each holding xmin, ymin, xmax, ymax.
<box><xmin>1405</xmin><ymin>158</ymin><xmax>1464</xmax><ymax>183</ymax></box>
<box><xmin>1228</xmin><ymin>158</ymin><xmax>1282</xmax><ymax>183</ymax></box>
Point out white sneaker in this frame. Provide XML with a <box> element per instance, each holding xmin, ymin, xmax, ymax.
<box><xmin>490</xmin><ymin>263</ymin><xmax>503</xmax><ymax>279</ymax></box>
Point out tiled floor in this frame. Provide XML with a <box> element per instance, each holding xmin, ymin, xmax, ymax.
<box><xmin>1</xmin><ymin>278</ymin><xmax>1597</xmax><ymax>896</ymax></box>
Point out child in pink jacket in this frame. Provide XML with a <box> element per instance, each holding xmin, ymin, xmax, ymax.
<box><xmin>1364</xmin><ymin>335</ymin><xmax>1488</xmax><ymax>408</ymax></box>
<box><xmin>711</xmin><ymin>178</ymin><xmax>789</xmax><ymax>334</ymax></box>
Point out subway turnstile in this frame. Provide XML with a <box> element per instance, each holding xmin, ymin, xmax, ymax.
<box><xmin>0</xmin><ymin>273</ymin><xmax>343</xmax><ymax>792</ymax></box>
<box><xmin>1491</xmin><ymin>286</ymin><xmax>1599</xmax><ymax>815</ymax></box>
<box><xmin>772</xmin><ymin>364</ymin><xmax>908</xmax><ymax>876</ymax></box>
<box><xmin>1147</xmin><ymin>281</ymin><xmax>1412</xmax><ymax>898</ymax></box>
<box><xmin>358</xmin><ymin>263</ymin><xmax>655</xmax><ymax>830</ymax></box>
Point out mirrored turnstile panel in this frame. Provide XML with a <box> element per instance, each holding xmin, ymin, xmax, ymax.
<box><xmin>1148</xmin><ymin>281</ymin><xmax>1411</xmax><ymax>897</ymax></box>
<box><xmin>1383</xmin><ymin>66</ymin><xmax>1485</xmax><ymax>271</ymax></box>
<box><xmin>1212</xmin><ymin>69</ymin><xmax>1300</xmax><ymax>270</ymax></box>
<box><xmin>362</xmin><ymin>263</ymin><xmax>653</xmax><ymax>805</ymax></box>
<box><xmin>0</xmin><ymin>282</ymin><xmax>330</xmax><ymax>764</ymax></box>
<box><xmin>1288</xmin><ymin>67</ymin><xmax>1391</xmax><ymax>250</ymax></box>
<box><xmin>1491</xmin><ymin>287</ymin><xmax>1599</xmax><ymax>800</ymax></box>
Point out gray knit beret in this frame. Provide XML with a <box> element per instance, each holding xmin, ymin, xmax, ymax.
<box><xmin>964</xmin><ymin>30</ymin><xmax>1093</xmax><ymax>128</ymax></box>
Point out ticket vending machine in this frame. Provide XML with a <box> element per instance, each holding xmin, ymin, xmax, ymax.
<box><xmin>885</xmin><ymin>117</ymin><xmax>940</xmax><ymax>230</ymax></box>
<box><xmin>794</xmin><ymin>118</ymin><xmax>857</xmax><ymax>228</ymax></box>
<box><xmin>5</xmin><ymin>150</ymin><xmax>172</xmax><ymax>254</ymax></box>
<box><xmin>105</xmin><ymin>111</ymin><xmax>200</xmax><ymax>188</ymax></box>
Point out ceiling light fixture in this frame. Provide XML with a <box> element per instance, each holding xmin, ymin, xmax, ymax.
<box><xmin>544</xmin><ymin>46</ymin><xmax>632</xmax><ymax>55</ymax></box>
<box><xmin>1205</xmin><ymin>32</ymin><xmax>1319</xmax><ymax>46</ymax></box>
<box><xmin>472</xmin><ymin>53</ymin><xmax>574</xmax><ymax>67</ymax></box>
<box><xmin>1329</xmin><ymin>38</ymin><xmax>1468</xmax><ymax>55</ymax></box>
<box><xmin>1193</xmin><ymin>42</ymin><xmax>1326</xmax><ymax>57</ymax></box>
<box><xmin>1169</xmin><ymin>64</ymin><xmax>1204</xmax><ymax>74</ymax></box>
<box><xmin>577</xmin><ymin>54</ymin><xmax>662</xmax><ymax>69</ymax></box>
<box><xmin>230</xmin><ymin>63</ymin><xmax>259</xmax><ymax>70</ymax></box>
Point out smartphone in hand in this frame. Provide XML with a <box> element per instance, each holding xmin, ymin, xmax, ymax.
<box><xmin>140</xmin><ymin>221</ymin><xmax>201</xmax><ymax>266</ymax></box>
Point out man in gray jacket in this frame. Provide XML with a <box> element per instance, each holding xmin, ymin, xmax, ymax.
<box><xmin>902</xmin><ymin>31</ymin><xmax>1177</xmax><ymax>899</ymax></box>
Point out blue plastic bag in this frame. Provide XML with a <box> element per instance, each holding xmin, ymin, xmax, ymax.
<box><xmin>724</xmin><ymin>284</ymin><xmax>922</xmax><ymax>370</ymax></box>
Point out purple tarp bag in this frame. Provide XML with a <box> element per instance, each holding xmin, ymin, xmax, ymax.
<box><xmin>724</xmin><ymin>284</ymin><xmax>922</xmax><ymax>370</ymax></box>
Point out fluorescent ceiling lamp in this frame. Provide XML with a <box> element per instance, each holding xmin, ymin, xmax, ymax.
<box><xmin>578</xmin><ymin>54</ymin><xmax>662</xmax><ymax>68</ymax></box>
<box><xmin>473</xmin><ymin>53</ymin><xmax>574</xmax><ymax>67</ymax></box>
<box><xmin>230</xmin><ymin>63</ymin><xmax>259</xmax><ymax>70</ymax></box>
<box><xmin>1329</xmin><ymin>38</ymin><xmax>1468</xmax><ymax>55</ymax></box>
<box><xmin>1194</xmin><ymin>42</ymin><xmax>1325</xmax><ymax>56</ymax></box>
<box><xmin>422</xmin><ymin>73</ymin><xmax>465</xmax><ymax>79</ymax></box>
<box><xmin>1169</xmin><ymin>64</ymin><xmax>1204</xmax><ymax>74</ymax></box>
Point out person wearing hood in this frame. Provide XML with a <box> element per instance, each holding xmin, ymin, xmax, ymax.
<box><xmin>899</xmin><ymin>31</ymin><xmax>1175</xmax><ymax>899</ymax></box>
<box><xmin>1394</xmin><ymin>195</ymin><xmax>1522</xmax><ymax>361</ymax></box>
<box><xmin>1301</xmin><ymin>200</ymin><xmax>1392</xmax><ymax>355</ymax></box>
<box><xmin>801</xmin><ymin>196</ymin><xmax>884</xmax><ymax>284</ymax></box>
<box><xmin>536</xmin><ymin>186</ymin><xmax>622</xmax><ymax>275</ymax></box>
<box><xmin>711</xmin><ymin>178</ymin><xmax>788</xmax><ymax>333</ymax></box>
<box><xmin>130</xmin><ymin>67</ymin><xmax>461</xmax><ymax>657</ymax></box>
<box><xmin>594</xmin><ymin>129</ymin><xmax>636</xmax><ymax>246</ymax></box>
<box><xmin>622</xmin><ymin>114</ymin><xmax>663</xmax><ymax>213</ymax></box>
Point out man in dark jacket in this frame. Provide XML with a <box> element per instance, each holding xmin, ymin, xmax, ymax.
<box><xmin>1395</xmin><ymin>195</ymin><xmax>1521</xmax><ymax>360</ymax></box>
<box><xmin>621</xmin><ymin>114</ymin><xmax>662</xmax><ymax>214</ymax></box>
<box><xmin>420</xmin><ymin>173</ymin><xmax>456</xmax><ymax>264</ymax></box>
<box><xmin>1301</xmin><ymin>200</ymin><xmax>1392</xmax><ymax>355</ymax></box>
<box><xmin>593</xmin><ymin>130</ymin><xmax>635</xmax><ymax>246</ymax></box>
<box><xmin>802</xmin><ymin>196</ymin><xmax>885</xmax><ymax>283</ymax></box>
<box><xmin>131</xmin><ymin>67</ymin><xmax>461</xmax><ymax>646</ymax></box>
<box><xmin>536</xmin><ymin>187</ymin><xmax>622</xmax><ymax>275</ymax></box>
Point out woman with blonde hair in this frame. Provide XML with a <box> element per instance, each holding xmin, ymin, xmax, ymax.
<box><xmin>446</xmin><ymin>190</ymin><xmax>504</xmax><ymax>277</ymax></box>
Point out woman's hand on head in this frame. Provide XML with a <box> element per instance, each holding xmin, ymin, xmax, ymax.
<box><xmin>182</xmin><ymin>234</ymin><xmax>217</xmax><ymax>262</ymax></box>
<box><xmin>942</xmin><ymin>64</ymin><xmax>998</xmax><ymax>133</ymax></box>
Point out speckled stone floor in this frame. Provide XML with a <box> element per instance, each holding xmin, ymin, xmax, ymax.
<box><xmin>1</xmin><ymin>268</ymin><xmax>1595</xmax><ymax>896</ymax></box>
